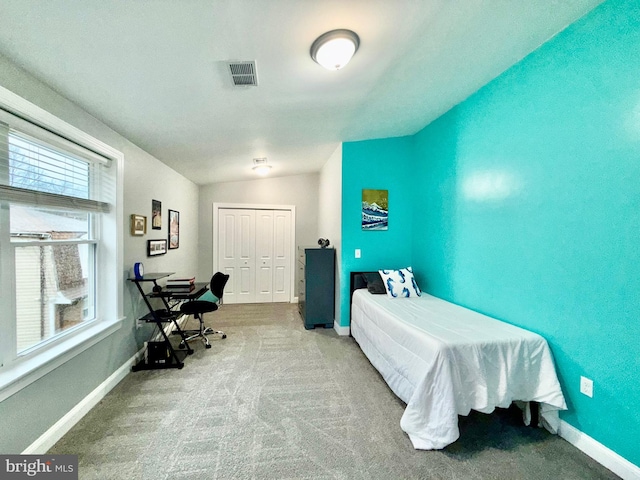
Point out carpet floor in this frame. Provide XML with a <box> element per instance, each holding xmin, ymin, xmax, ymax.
<box><xmin>49</xmin><ymin>303</ymin><xmax>619</xmax><ymax>480</ymax></box>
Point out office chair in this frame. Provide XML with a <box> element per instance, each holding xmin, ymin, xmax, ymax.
<box><xmin>178</xmin><ymin>272</ymin><xmax>229</xmax><ymax>349</ymax></box>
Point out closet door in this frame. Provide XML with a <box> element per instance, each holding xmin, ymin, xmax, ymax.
<box><xmin>272</xmin><ymin>210</ymin><xmax>291</xmax><ymax>302</ymax></box>
<box><xmin>255</xmin><ymin>210</ymin><xmax>274</xmax><ymax>302</ymax></box>
<box><xmin>218</xmin><ymin>209</ymin><xmax>256</xmax><ymax>304</ymax></box>
<box><xmin>217</xmin><ymin>207</ymin><xmax>292</xmax><ymax>304</ymax></box>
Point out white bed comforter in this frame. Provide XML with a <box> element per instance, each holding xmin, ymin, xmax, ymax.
<box><xmin>351</xmin><ymin>289</ymin><xmax>566</xmax><ymax>450</ymax></box>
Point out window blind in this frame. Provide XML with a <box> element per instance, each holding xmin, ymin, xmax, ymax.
<box><xmin>0</xmin><ymin>111</ymin><xmax>112</xmax><ymax>213</ymax></box>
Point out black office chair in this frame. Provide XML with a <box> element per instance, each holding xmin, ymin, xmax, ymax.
<box><xmin>179</xmin><ymin>272</ymin><xmax>229</xmax><ymax>349</ymax></box>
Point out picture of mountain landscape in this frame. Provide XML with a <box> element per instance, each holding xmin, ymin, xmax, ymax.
<box><xmin>362</xmin><ymin>189</ymin><xmax>388</xmax><ymax>230</ymax></box>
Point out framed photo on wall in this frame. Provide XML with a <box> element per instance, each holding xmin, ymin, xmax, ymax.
<box><xmin>362</xmin><ymin>189</ymin><xmax>388</xmax><ymax>230</ymax></box>
<box><xmin>151</xmin><ymin>199</ymin><xmax>162</xmax><ymax>230</ymax></box>
<box><xmin>147</xmin><ymin>239</ymin><xmax>167</xmax><ymax>256</ymax></box>
<box><xmin>168</xmin><ymin>209</ymin><xmax>179</xmax><ymax>249</ymax></box>
<box><xmin>130</xmin><ymin>214</ymin><xmax>147</xmax><ymax>236</ymax></box>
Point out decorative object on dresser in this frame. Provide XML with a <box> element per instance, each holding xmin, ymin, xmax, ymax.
<box><xmin>298</xmin><ymin>246</ymin><xmax>335</xmax><ymax>329</ymax></box>
<box><xmin>317</xmin><ymin>238</ymin><xmax>330</xmax><ymax>248</ymax></box>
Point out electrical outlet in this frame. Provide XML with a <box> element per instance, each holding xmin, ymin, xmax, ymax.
<box><xmin>355</xmin><ymin>248</ymin><xmax>361</xmax><ymax>258</ymax></box>
<box><xmin>580</xmin><ymin>376</ymin><xmax>593</xmax><ymax>398</ymax></box>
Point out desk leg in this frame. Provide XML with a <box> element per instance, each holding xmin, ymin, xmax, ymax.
<box><xmin>170</xmin><ymin>315</ymin><xmax>194</xmax><ymax>355</ymax></box>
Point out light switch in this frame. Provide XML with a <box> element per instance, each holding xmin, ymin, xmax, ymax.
<box><xmin>355</xmin><ymin>249</ymin><xmax>361</xmax><ymax>258</ymax></box>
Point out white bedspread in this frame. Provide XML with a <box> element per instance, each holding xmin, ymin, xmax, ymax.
<box><xmin>351</xmin><ymin>289</ymin><xmax>566</xmax><ymax>450</ymax></box>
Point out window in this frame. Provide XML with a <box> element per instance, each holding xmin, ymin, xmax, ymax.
<box><xmin>0</xmin><ymin>92</ymin><xmax>123</xmax><ymax>398</ymax></box>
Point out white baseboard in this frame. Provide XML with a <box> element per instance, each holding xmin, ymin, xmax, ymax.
<box><xmin>334</xmin><ymin>323</ymin><xmax>350</xmax><ymax>336</ymax></box>
<box><xmin>22</xmin><ymin>349</ymin><xmax>143</xmax><ymax>454</ymax></box>
<box><xmin>559</xmin><ymin>420</ymin><xmax>640</xmax><ymax>480</ymax></box>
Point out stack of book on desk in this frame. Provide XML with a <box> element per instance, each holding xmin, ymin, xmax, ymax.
<box><xmin>165</xmin><ymin>277</ymin><xmax>196</xmax><ymax>291</ymax></box>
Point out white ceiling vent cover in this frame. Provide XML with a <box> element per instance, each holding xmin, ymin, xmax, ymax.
<box><xmin>227</xmin><ymin>61</ymin><xmax>258</xmax><ymax>87</ymax></box>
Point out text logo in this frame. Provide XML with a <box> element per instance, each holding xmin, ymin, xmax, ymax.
<box><xmin>1</xmin><ymin>455</ymin><xmax>78</xmax><ymax>479</ymax></box>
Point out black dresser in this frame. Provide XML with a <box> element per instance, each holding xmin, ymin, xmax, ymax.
<box><xmin>298</xmin><ymin>247</ymin><xmax>335</xmax><ymax>329</ymax></box>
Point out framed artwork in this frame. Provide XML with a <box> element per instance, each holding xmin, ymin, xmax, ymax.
<box><xmin>130</xmin><ymin>214</ymin><xmax>147</xmax><ymax>236</ymax></box>
<box><xmin>362</xmin><ymin>189</ymin><xmax>388</xmax><ymax>230</ymax></box>
<box><xmin>168</xmin><ymin>209</ymin><xmax>179</xmax><ymax>249</ymax></box>
<box><xmin>151</xmin><ymin>199</ymin><xmax>162</xmax><ymax>230</ymax></box>
<box><xmin>147</xmin><ymin>239</ymin><xmax>167</xmax><ymax>256</ymax></box>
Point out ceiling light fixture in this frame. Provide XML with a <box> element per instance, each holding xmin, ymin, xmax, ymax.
<box><xmin>252</xmin><ymin>157</ymin><xmax>272</xmax><ymax>176</ymax></box>
<box><xmin>310</xmin><ymin>29</ymin><xmax>360</xmax><ymax>71</ymax></box>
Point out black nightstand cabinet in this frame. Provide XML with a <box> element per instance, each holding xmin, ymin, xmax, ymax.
<box><xmin>298</xmin><ymin>247</ymin><xmax>335</xmax><ymax>329</ymax></box>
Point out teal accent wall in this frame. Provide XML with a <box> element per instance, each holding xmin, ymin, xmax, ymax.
<box><xmin>412</xmin><ymin>0</ymin><xmax>639</xmax><ymax>466</ymax></box>
<box><xmin>339</xmin><ymin>137</ymin><xmax>414</xmax><ymax>326</ymax></box>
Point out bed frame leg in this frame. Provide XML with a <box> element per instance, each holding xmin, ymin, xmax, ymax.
<box><xmin>530</xmin><ymin>401</ymin><xmax>540</xmax><ymax>427</ymax></box>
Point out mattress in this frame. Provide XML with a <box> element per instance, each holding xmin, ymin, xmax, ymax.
<box><xmin>351</xmin><ymin>289</ymin><xmax>567</xmax><ymax>450</ymax></box>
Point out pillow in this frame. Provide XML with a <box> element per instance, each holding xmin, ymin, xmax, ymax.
<box><xmin>363</xmin><ymin>272</ymin><xmax>386</xmax><ymax>294</ymax></box>
<box><xmin>197</xmin><ymin>290</ymin><xmax>219</xmax><ymax>303</ymax></box>
<box><xmin>378</xmin><ymin>267</ymin><xmax>421</xmax><ymax>298</ymax></box>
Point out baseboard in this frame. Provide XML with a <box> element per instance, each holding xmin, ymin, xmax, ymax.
<box><xmin>334</xmin><ymin>323</ymin><xmax>350</xmax><ymax>336</ymax></box>
<box><xmin>559</xmin><ymin>420</ymin><xmax>640</xmax><ymax>480</ymax></box>
<box><xmin>22</xmin><ymin>349</ymin><xmax>143</xmax><ymax>454</ymax></box>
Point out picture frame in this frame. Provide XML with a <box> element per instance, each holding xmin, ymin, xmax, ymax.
<box><xmin>168</xmin><ymin>209</ymin><xmax>179</xmax><ymax>249</ymax></box>
<box><xmin>130</xmin><ymin>214</ymin><xmax>147</xmax><ymax>236</ymax></box>
<box><xmin>151</xmin><ymin>199</ymin><xmax>162</xmax><ymax>230</ymax></box>
<box><xmin>362</xmin><ymin>189</ymin><xmax>389</xmax><ymax>231</ymax></box>
<box><xmin>147</xmin><ymin>239</ymin><xmax>167</xmax><ymax>256</ymax></box>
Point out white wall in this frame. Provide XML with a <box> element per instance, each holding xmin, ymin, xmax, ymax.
<box><xmin>198</xmin><ymin>173</ymin><xmax>319</xmax><ymax>281</ymax></box>
<box><xmin>0</xmin><ymin>53</ymin><xmax>200</xmax><ymax>453</ymax></box>
<box><xmin>318</xmin><ymin>144</ymin><xmax>342</xmax><ymax>330</ymax></box>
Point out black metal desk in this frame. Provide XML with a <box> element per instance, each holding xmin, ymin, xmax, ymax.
<box><xmin>128</xmin><ymin>273</ymin><xmax>207</xmax><ymax>371</ymax></box>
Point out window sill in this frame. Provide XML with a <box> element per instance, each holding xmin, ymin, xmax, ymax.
<box><xmin>0</xmin><ymin>317</ymin><xmax>124</xmax><ymax>403</ymax></box>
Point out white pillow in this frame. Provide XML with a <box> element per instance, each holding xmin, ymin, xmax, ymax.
<box><xmin>378</xmin><ymin>267</ymin><xmax>421</xmax><ymax>298</ymax></box>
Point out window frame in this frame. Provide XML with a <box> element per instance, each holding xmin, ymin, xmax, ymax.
<box><xmin>0</xmin><ymin>85</ymin><xmax>124</xmax><ymax>403</ymax></box>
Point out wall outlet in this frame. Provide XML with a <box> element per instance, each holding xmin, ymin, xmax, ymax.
<box><xmin>355</xmin><ymin>248</ymin><xmax>361</xmax><ymax>258</ymax></box>
<box><xmin>580</xmin><ymin>376</ymin><xmax>593</xmax><ymax>398</ymax></box>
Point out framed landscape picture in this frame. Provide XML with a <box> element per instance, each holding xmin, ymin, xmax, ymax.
<box><xmin>168</xmin><ymin>209</ymin><xmax>179</xmax><ymax>249</ymax></box>
<box><xmin>362</xmin><ymin>189</ymin><xmax>388</xmax><ymax>230</ymax></box>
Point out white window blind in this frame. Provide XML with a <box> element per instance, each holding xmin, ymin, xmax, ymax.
<box><xmin>0</xmin><ymin>113</ymin><xmax>112</xmax><ymax>213</ymax></box>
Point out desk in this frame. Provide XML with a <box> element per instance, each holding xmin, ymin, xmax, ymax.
<box><xmin>128</xmin><ymin>273</ymin><xmax>205</xmax><ymax>371</ymax></box>
<box><xmin>151</xmin><ymin>282</ymin><xmax>209</xmax><ymax>307</ymax></box>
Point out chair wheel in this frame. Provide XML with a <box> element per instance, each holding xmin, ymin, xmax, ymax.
<box><xmin>179</xmin><ymin>343</ymin><xmax>185</xmax><ymax>349</ymax></box>
<box><xmin>187</xmin><ymin>349</ymin><xmax>194</xmax><ymax>355</ymax></box>
<box><xmin>222</xmin><ymin>334</ymin><xmax>227</xmax><ymax>339</ymax></box>
<box><xmin>205</xmin><ymin>344</ymin><xmax>212</xmax><ymax>349</ymax></box>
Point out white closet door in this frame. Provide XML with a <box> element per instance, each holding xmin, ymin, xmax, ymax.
<box><xmin>218</xmin><ymin>209</ymin><xmax>256</xmax><ymax>304</ymax></box>
<box><xmin>217</xmin><ymin>207</ymin><xmax>292</xmax><ymax>304</ymax></box>
<box><xmin>272</xmin><ymin>210</ymin><xmax>291</xmax><ymax>302</ymax></box>
<box><xmin>255</xmin><ymin>210</ymin><xmax>274</xmax><ymax>302</ymax></box>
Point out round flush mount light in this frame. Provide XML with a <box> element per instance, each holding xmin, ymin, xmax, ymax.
<box><xmin>252</xmin><ymin>157</ymin><xmax>272</xmax><ymax>176</ymax></box>
<box><xmin>310</xmin><ymin>29</ymin><xmax>360</xmax><ymax>71</ymax></box>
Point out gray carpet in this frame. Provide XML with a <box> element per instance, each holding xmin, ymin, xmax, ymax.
<box><xmin>49</xmin><ymin>303</ymin><xmax>619</xmax><ymax>480</ymax></box>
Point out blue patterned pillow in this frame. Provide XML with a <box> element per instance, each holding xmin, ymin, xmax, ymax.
<box><xmin>378</xmin><ymin>267</ymin><xmax>421</xmax><ymax>298</ymax></box>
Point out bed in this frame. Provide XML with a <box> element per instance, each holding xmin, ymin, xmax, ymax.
<box><xmin>350</xmin><ymin>271</ymin><xmax>567</xmax><ymax>450</ymax></box>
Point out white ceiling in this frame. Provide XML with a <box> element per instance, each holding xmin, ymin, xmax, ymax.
<box><xmin>0</xmin><ymin>0</ymin><xmax>603</xmax><ymax>185</ymax></box>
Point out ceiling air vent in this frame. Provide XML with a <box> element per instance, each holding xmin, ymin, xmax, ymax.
<box><xmin>227</xmin><ymin>61</ymin><xmax>258</xmax><ymax>87</ymax></box>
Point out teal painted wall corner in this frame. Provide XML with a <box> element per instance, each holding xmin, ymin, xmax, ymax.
<box><xmin>339</xmin><ymin>136</ymin><xmax>415</xmax><ymax>326</ymax></box>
